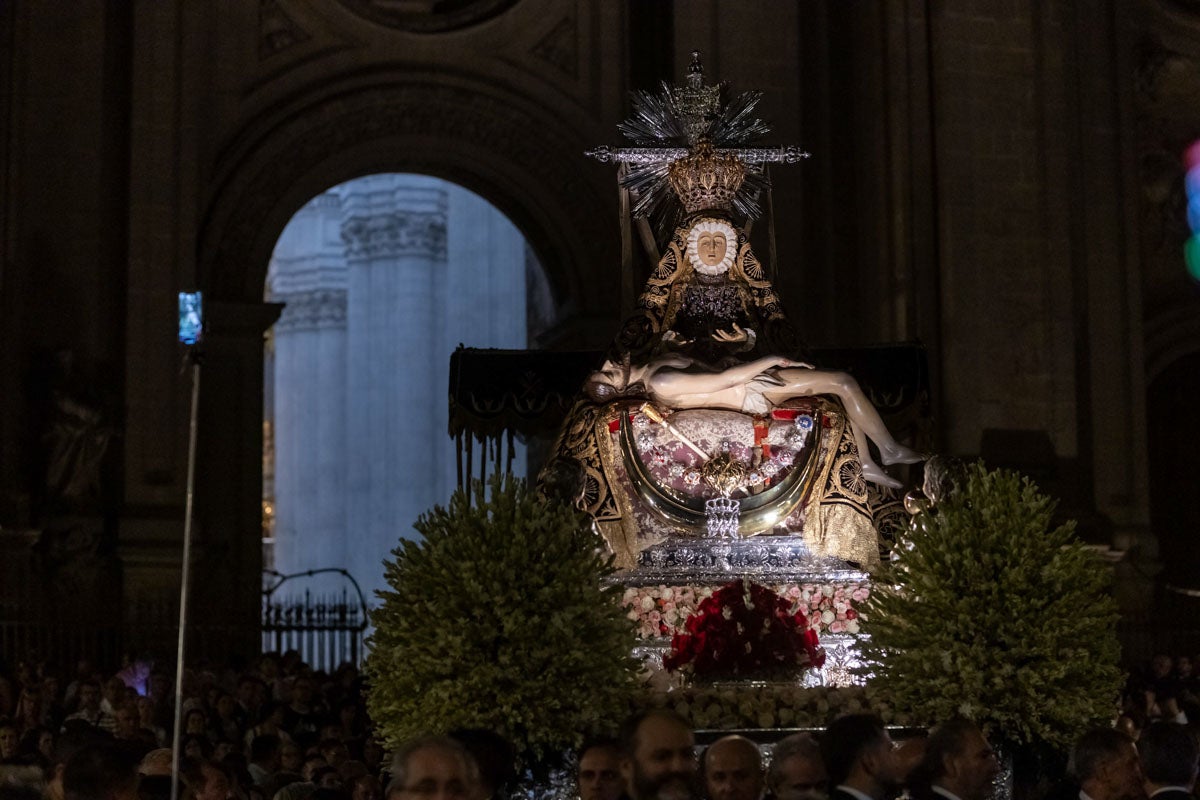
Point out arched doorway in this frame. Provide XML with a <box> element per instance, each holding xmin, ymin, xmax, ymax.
<box><xmin>263</xmin><ymin>173</ymin><xmax>554</xmax><ymax>603</ymax></box>
<box><xmin>191</xmin><ymin>78</ymin><xmax>618</xmax><ymax>654</ymax></box>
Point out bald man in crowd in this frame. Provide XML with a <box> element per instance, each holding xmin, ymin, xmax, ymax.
<box><xmin>704</xmin><ymin>736</ymin><xmax>764</xmax><ymax>800</ymax></box>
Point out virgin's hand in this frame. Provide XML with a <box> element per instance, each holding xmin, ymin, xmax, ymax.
<box><xmin>712</xmin><ymin>323</ymin><xmax>749</xmax><ymax>343</ymax></box>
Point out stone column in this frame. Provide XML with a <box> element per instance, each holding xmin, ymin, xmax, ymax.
<box><xmin>268</xmin><ymin>193</ymin><xmax>348</xmax><ymax>589</ymax></box>
<box><xmin>341</xmin><ymin>176</ymin><xmax>447</xmax><ymax>600</ymax></box>
<box><xmin>191</xmin><ymin>300</ymin><xmax>283</xmax><ymax>660</ymax></box>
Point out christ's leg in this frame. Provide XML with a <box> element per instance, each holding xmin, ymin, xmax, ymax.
<box><xmin>767</xmin><ymin>369</ymin><xmax>925</xmax><ymax>467</ymax></box>
<box><xmin>849</xmin><ymin>419</ymin><xmax>903</xmax><ymax>490</ymax></box>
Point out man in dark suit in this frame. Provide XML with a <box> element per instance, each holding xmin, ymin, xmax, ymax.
<box><xmin>1139</xmin><ymin>722</ymin><xmax>1198</xmax><ymax>800</ymax></box>
<box><xmin>1070</xmin><ymin>728</ymin><xmax>1144</xmax><ymax>800</ymax></box>
<box><xmin>820</xmin><ymin>715</ymin><xmax>904</xmax><ymax>800</ymax></box>
<box><xmin>911</xmin><ymin>718</ymin><xmax>1000</xmax><ymax>800</ymax></box>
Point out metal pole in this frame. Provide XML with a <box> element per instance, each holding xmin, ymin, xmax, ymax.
<box><xmin>170</xmin><ymin>358</ymin><xmax>200</xmax><ymax>800</ymax></box>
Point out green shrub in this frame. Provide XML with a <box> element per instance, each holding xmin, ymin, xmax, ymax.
<box><xmin>365</xmin><ymin>474</ymin><xmax>638</xmax><ymax>772</ymax></box>
<box><xmin>860</xmin><ymin>462</ymin><xmax>1123</xmax><ymax>751</ymax></box>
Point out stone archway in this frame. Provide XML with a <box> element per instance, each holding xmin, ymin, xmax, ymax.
<box><xmin>189</xmin><ymin>75</ymin><xmax>619</xmax><ymax>643</ymax></box>
<box><xmin>200</xmin><ymin>74</ymin><xmax>616</xmax><ymax>308</ymax></box>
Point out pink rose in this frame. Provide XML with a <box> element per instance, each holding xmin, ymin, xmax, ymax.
<box><xmin>830</xmin><ymin>621</ymin><xmax>847</xmax><ymax>633</ymax></box>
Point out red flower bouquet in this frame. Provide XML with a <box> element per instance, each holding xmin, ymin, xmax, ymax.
<box><xmin>663</xmin><ymin>579</ymin><xmax>825</xmax><ymax>679</ymax></box>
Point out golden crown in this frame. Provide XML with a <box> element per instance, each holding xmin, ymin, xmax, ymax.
<box><xmin>667</xmin><ymin>140</ymin><xmax>747</xmax><ymax>214</ymax></box>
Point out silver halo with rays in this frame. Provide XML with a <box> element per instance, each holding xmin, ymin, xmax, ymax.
<box><xmin>585</xmin><ymin>51</ymin><xmax>811</xmax><ymax>245</ymax></box>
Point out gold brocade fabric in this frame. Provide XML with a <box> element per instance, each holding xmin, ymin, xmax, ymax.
<box><xmin>544</xmin><ymin>396</ymin><xmax>624</xmax><ymax>526</ymax></box>
<box><xmin>557</xmin><ymin>396</ymin><xmax>895</xmax><ymax>570</ymax></box>
<box><xmin>798</xmin><ymin>412</ymin><xmax>882</xmax><ymax>570</ymax></box>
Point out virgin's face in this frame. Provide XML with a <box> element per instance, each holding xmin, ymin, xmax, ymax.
<box><xmin>696</xmin><ymin>232</ymin><xmax>728</xmax><ymax>267</ymax></box>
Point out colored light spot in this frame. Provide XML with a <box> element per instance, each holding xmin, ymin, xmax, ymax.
<box><xmin>1184</xmin><ymin>140</ymin><xmax>1200</xmax><ymax>171</ymax></box>
<box><xmin>1185</xmin><ymin>235</ymin><xmax>1200</xmax><ymax>282</ymax></box>
<box><xmin>1188</xmin><ymin>197</ymin><xmax>1200</xmax><ymax>235</ymax></box>
<box><xmin>1186</xmin><ymin>164</ymin><xmax>1200</xmax><ymax>205</ymax></box>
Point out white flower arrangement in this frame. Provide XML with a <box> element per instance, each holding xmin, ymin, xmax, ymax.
<box><xmin>644</xmin><ymin>682</ymin><xmax>911</xmax><ymax>730</ymax></box>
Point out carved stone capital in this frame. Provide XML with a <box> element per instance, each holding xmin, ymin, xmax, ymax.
<box><xmin>341</xmin><ymin>211</ymin><xmax>447</xmax><ymax>260</ymax></box>
<box><xmin>273</xmin><ymin>289</ymin><xmax>348</xmax><ymax>333</ymax></box>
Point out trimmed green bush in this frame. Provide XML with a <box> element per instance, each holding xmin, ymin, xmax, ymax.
<box><xmin>861</xmin><ymin>462</ymin><xmax>1123</xmax><ymax>751</ymax></box>
<box><xmin>365</xmin><ymin>474</ymin><xmax>638</xmax><ymax>772</ymax></box>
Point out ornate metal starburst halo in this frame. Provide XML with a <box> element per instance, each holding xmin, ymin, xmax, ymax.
<box><xmin>586</xmin><ymin>51</ymin><xmax>811</xmax><ymax>243</ymax></box>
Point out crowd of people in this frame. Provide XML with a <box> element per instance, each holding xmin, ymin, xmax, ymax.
<box><xmin>0</xmin><ymin>651</ymin><xmax>1197</xmax><ymax>800</ymax></box>
<box><xmin>569</xmin><ymin>710</ymin><xmax>1182</xmax><ymax>800</ymax></box>
<box><xmin>0</xmin><ymin>652</ymin><xmax>379</xmax><ymax>800</ymax></box>
<box><xmin>1120</xmin><ymin>654</ymin><xmax>1200</xmax><ymax>737</ymax></box>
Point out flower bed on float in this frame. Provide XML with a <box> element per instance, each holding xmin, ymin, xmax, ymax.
<box><xmin>622</xmin><ymin>580</ymin><xmax>869</xmax><ymax>639</ymax></box>
<box><xmin>641</xmin><ymin>682</ymin><xmax>910</xmax><ymax>730</ymax></box>
<box><xmin>660</xmin><ymin>579</ymin><xmax>825</xmax><ymax>678</ymax></box>
<box><xmin>620</xmin><ymin>576</ymin><xmax>890</xmax><ymax>730</ymax></box>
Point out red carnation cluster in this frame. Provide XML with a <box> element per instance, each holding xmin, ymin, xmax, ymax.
<box><xmin>663</xmin><ymin>579</ymin><xmax>825</xmax><ymax>678</ymax></box>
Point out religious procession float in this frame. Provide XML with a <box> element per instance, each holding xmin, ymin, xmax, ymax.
<box><xmin>537</xmin><ymin>51</ymin><xmax>923</xmax><ymax>728</ymax></box>
<box><xmin>367</xmin><ymin>54</ymin><xmax>1124</xmax><ymax>788</ymax></box>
